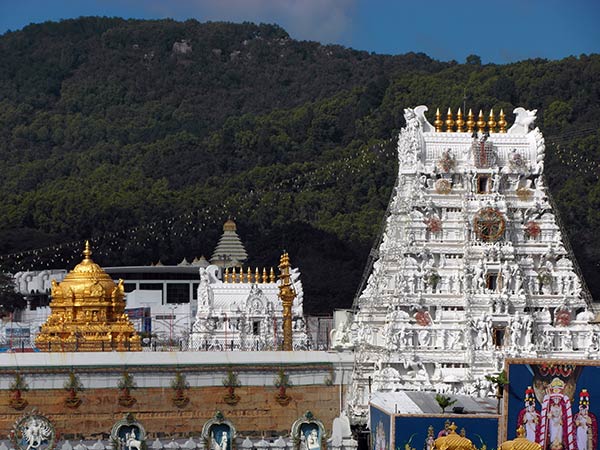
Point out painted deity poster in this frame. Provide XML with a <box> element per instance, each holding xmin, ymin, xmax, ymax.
<box><xmin>369</xmin><ymin>406</ymin><xmax>390</xmax><ymax>450</ymax></box>
<box><xmin>506</xmin><ymin>360</ymin><xmax>599</xmax><ymax>450</ymax></box>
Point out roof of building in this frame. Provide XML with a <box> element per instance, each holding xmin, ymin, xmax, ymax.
<box><xmin>370</xmin><ymin>391</ymin><xmax>497</xmax><ymax>416</ymax></box>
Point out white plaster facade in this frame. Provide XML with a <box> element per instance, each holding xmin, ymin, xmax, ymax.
<box><xmin>334</xmin><ymin>106</ymin><xmax>600</xmax><ymax>422</ymax></box>
<box><xmin>189</xmin><ymin>265</ymin><xmax>309</xmax><ymax>351</ymax></box>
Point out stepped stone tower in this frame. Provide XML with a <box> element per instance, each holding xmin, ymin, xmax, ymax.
<box><xmin>35</xmin><ymin>242</ymin><xmax>141</xmax><ymax>351</ymax></box>
<box><xmin>337</xmin><ymin>106</ymin><xmax>600</xmax><ymax>421</ymax></box>
<box><xmin>210</xmin><ymin>219</ymin><xmax>248</xmax><ymax>268</ymax></box>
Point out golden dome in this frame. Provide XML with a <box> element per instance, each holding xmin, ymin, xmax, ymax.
<box><xmin>35</xmin><ymin>241</ymin><xmax>141</xmax><ymax>352</ymax></box>
<box><xmin>500</xmin><ymin>427</ymin><xmax>542</xmax><ymax>450</ymax></box>
<box><xmin>58</xmin><ymin>241</ymin><xmax>122</xmax><ymax>297</ymax></box>
<box><xmin>434</xmin><ymin>424</ymin><xmax>475</xmax><ymax>450</ymax></box>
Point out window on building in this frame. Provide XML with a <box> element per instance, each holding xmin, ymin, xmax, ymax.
<box><xmin>253</xmin><ymin>321</ymin><xmax>260</xmax><ymax>336</ymax></box>
<box><xmin>192</xmin><ymin>283</ymin><xmax>199</xmax><ymax>300</ymax></box>
<box><xmin>166</xmin><ymin>283</ymin><xmax>190</xmax><ymax>304</ymax></box>
<box><xmin>486</xmin><ymin>273</ymin><xmax>499</xmax><ymax>291</ymax></box>
<box><xmin>492</xmin><ymin>327</ymin><xmax>506</xmax><ymax>347</ymax></box>
<box><xmin>123</xmin><ymin>283</ymin><xmax>136</xmax><ymax>293</ymax></box>
<box><xmin>139</xmin><ymin>283</ymin><xmax>163</xmax><ymax>291</ymax></box>
<box><xmin>477</xmin><ymin>175</ymin><xmax>489</xmax><ymax>194</ymax></box>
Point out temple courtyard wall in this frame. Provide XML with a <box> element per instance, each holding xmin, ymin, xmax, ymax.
<box><xmin>0</xmin><ymin>351</ymin><xmax>353</xmax><ymax>439</ymax></box>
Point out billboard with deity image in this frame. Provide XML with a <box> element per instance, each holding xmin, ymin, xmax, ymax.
<box><xmin>505</xmin><ymin>358</ymin><xmax>599</xmax><ymax>450</ymax></box>
<box><xmin>370</xmin><ymin>405</ymin><xmax>390</xmax><ymax>450</ymax></box>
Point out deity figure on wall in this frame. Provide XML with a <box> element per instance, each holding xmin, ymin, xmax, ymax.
<box><xmin>574</xmin><ymin>389</ymin><xmax>597</xmax><ymax>450</ymax></box>
<box><xmin>517</xmin><ymin>386</ymin><xmax>540</xmax><ymax>442</ymax></box>
<box><xmin>537</xmin><ymin>378</ymin><xmax>575</xmax><ymax>450</ymax></box>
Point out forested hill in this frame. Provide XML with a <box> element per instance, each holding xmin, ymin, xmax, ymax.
<box><xmin>0</xmin><ymin>17</ymin><xmax>599</xmax><ymax>313</ymax></box>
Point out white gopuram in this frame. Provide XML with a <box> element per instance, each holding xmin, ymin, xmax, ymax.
<box><xmin>339</xmin><ymin>106</ymin><xmax>600</xmax><ymax>421</ymax></box>
<box><xmin>188</xmin><ymin>261</ymin><xmax>309</xmax><ymax>351</ymax></box>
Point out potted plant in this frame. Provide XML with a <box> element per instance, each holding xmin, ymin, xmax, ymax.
<box><xmin>222</xmin><ymin>368</ymin><xmax>241</xmax><ymax>405</ymax></box>
<box><xmin>171</xmin><ymin>371</ymin><xmax>190</xmax><ymax>408</ymax></box>
<box><xmin>64</xmin><ymin>371</ymin><xmax>84</xmax><ymax>408</ymax></box>
<box><xmin>117</xmin><ymin>370</ymin><xmax>137</xmax><ymax>407</ymax></box>
<box><xmin>9</xmin><ymin>372</ymin><xmax>28</xmax><ymax>410</ymax></box>
<box><xmin>274</xmin><ymin>368</ymin><xmax>292</xmax><ymax>406</ymax></box>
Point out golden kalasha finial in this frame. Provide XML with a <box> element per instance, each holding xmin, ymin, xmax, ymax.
<box><xmin>247</xmin><ymin>267</ymin><xmax>252</xmax><ymax>283</ymax></box>
<box><xmin>455</xmin><ymin>108</ymin><xmax>465</xmax><ymax>132</ymax></box>
<box><xmin>498</xmin><ymin>109</ymin><xmax>507</xmax><ymax>133</ymax></box>
<box><xmin>488</xmin><ymin>109</ymin><xmax>497</xmax><ymax>133</ymax></box>
<box><xmin>445</xmin><ymin>108</ymin><xmax>455</xmax><ymax>132</ymax></box>
<box><xmin>434</xmin><ymin>108</ymin><xmax>443</xmax><ymax>132</ymax></box>
<box><xmin>236</xmin><ymin>267</ymin><xmax>242</xmax><ymax>283</ymax></box>
<box><xmin>269</xmin><ymin>267</ymin><xmax>276</xmax><ymax>283</ymax></box>
<box><xmin>477</xmin><ymin>110</ymin><xmax>486</xmax><ymax>133</ymax></box>
<box><xmin>255</xmin><ymin>267</ymin><xmax>260</xmax><ymax>283</ymax></box>
<box><xmin>83</xmin><ymin>240</ymin><xmax>92</xmax><ymax>260</ymax></box>
<box><xmin>224</xmin><ymin>267</ymin><xmax>229</xmax><ymax>283</ymax></box>
<box><xmin>262</xmin><ymin>267</ymin><xmax>268</xmax><ymax>283</ymax></box>
<box><xmin>466</xmin><ymin>109</ymin><xmax>475</xmax><ymax>133</ymax></box>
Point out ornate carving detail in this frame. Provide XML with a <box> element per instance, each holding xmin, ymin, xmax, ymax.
<box><xmin>274</xmin><ymin>368</ymin><xmax>292</xmax><ymax>406</ymax></box>
<box><xmin>110</xmin><ymin>413</ymin><xmax>146</xmax><ymax>450</ymax></box>
<box><xmin>11</xmin><ymin>411</ymin><xmax>56</xmax><ymax>450</ymax></box>
<box><xmin>434</xmin><ymin>178</ymin><xmax>452</xmax><ymax>194</ymax></box>
<box><xmin>471</xmin><ymin>134</ymin><xmax>497</xmax><ymax>168</ymax></box>
<box><xmin>171</xmin><ymin>372</ymin><xmax>190</xmax><ymax>408</ymax></box>
<box><xmin>117</xmin><ymin>371</ymin><xmax>137</xmax><ymax>407</ymax></box>
<box><xmin>436</xmin><ymin>149</ymin><xmax>456</xmax><ymax>173</ymax></box>
<box><xmin>524</xmin><ymin>221</ymin><xmax>541</xmax><ymax>238</ymax></box>
<box><xmin>9</xmin><ymin>373</ymin><xmax>29</xmax><ymax>410</ymax></box>
<box><xmin>473</xmin><ymin>208</ymin><xmax>506</xmax><ymax>242</ymax></box>
<box><xmin>507</xmin><ymin>107</ymin><xmax>537</xmax><ymax>134</ymax></box>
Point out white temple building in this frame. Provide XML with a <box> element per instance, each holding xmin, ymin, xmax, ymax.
<box><xmin>331</xmin><ymin>106</ymin><xmax>600</xmax><ymax>421</ymax></box>
<box><xmin>188</xmin><ymin>256</ymin><xmax>309</xmax><ymax>351</ymax></box>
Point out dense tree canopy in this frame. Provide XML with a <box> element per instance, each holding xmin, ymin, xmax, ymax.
<box><xmin>0</xmin><ymin>18</ymin><xmax>599</xmax><ymax>313</ymax></box>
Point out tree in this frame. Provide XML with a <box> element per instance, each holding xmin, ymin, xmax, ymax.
<box><xmin>435</xmin><ymin>393</ymin><xmax>457</xmax><ymax>413</ymax></box>
<box><xmin>466</xmin><ymin>54</ymin><xmax>481</xmax><ymax>65</ymax></box>
<box><xmin>0</xmin><ymin>271</ymin><xmax>24</xmax><ymax>318</ymax></box>
<box><xmin>485</xmin><ymin>370</ymin><xmax>509</xmax><ymax>413</ymax></box>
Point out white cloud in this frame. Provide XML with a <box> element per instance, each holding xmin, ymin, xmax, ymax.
<box><xmin>139</xmin><ymin>0</ymin><xmax>356</xmax><ymax>44</ymax></box>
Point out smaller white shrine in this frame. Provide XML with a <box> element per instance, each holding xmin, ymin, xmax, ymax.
<box><xmin>188</xmin><ymin>257</ymin><xmax>309</xmax><ymax>351</ymax></box>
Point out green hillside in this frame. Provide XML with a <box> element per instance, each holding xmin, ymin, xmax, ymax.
<box><xmin>0</xmin><ymin>18</ymin><xmax>599</xmax><ymax>313</ymax></box>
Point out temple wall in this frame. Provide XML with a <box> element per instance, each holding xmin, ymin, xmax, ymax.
<box><xmin>0</xmin><ymin>351</ymin><xmax>352</xmax><ymax>439</ymax></box>
<box><xmin>0</xmin><ymin>385</ymin><xmax>345</xmax><ymax>438</ymax></box>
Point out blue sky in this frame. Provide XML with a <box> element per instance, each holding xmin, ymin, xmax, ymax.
<box><xmin>0</xmin><ymin>0</ymin><xmax>598</xmax><ymax>64</ymax></box>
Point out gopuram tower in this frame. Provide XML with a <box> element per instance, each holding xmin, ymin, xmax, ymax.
<box><xmin>36</xmin><ymin>241</ymin><xmax>141</xmax><ymax>351</ymax></box>
<box><xmin>339</xmin><ymin>106</ymin><xmax>600</xmax><ymax>420</ymax></box>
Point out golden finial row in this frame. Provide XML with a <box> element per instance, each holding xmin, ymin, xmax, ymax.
<box><xmin>223</xmin><ymin>266</ymin><xmax>276</xmax><ymax>284</ymax></box>
<box><xmin>434</xmin><ymin>108</ymin><xmax>507</xmax><ymax>133</ymax></box>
